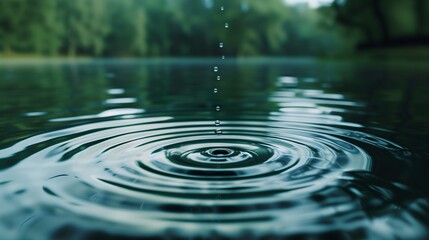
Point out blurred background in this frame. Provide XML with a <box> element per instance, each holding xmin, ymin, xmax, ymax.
<box><xmin>0</xmin><ymin>0</ymin><xmax>427</xmax><ymax>59</ymax></box>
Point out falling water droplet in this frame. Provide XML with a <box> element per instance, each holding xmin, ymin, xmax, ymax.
<box><xmin>215</xmin><ymin>6</ymin><xmax>224</xmax><ymax>137</ymax></box>
<box><xmin>214</xmin><ymin>66</ymin><xmax>218</xmax><ymax>72</ymax></box>
<box><xmin>222</xmin><ymin>55</ymin><xmax>225</xmax><ymax>60</ymax></box>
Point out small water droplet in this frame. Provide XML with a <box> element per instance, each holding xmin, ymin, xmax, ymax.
<box><xmin>214</xmin><ymin>88</ymin><xmax>218</xmax><ymax>94</ymax></box>
<box><xmin>215</xmin><ymin>129</ymin><xmax>223</xmax><ymax>135</ymax></box>
<box><xmin>219</xmin><ymin>42</ymin><xmax>224</xmax><ymax>48</ymax></box>
<box><xmin>215</xmin><ymin>120</ymin><xmax>220</xmax><ymax>126</ymax></box>
<box><xmin>225</xmin><ymin>23</ymin><xmax>229</xmax><ymax>28</ymax></box>
<box><xmin>222</xmin><ymin>55</ymin><xmax>225</xmax><ymax>60</ymax></box>
<box><xmin>214</xmin><ymin>66</ymin><xmax>218</xmax><ymax>72</ymax></box>
<box><xmin>217</xmin><ymin>76</ymin><xmax>221</xmax><ymax>81</ymax></box>
<box><xmin>216</xmin><ymin>106</ymin><xmax>220</xmax><ymax>111</ymax></box>
<box><xmin>221</xmin><ymin>6</ymin><xmax>224</xmax><ymax>11</ymax></box>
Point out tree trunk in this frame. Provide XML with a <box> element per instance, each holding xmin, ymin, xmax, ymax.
<box><xmin>372</xmin><ymin>0</ymin><xmax>390</xmax><ymax>44</ymax></box>
<box><xmin>332</xmin><ymin>0</ymin><xmax>375</xmax><ymax>44</ymax></box>
<box><xmin>68</xmin><ymin>42</ymin><xmax>76</xmax><ymax>57</ymax></box>
<box><xmin>415</xmin><ymin>0</ymin><xmax>427</xmax><ymax>36</ymax></box>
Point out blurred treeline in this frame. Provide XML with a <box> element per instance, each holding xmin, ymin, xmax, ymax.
<box><xmin>0</xmin><ymin>0</ymin><xmax>344</xmax><ymax>57</ymax></box>
<box><xmin>327</xmin><ymin>0</ymin><xmax>429</xmax><ymax>49</ymax></box>
<box><xmin>0</xmin><ymin>0</ymin><xmax>427</xmax><ymax>58</ymax></box>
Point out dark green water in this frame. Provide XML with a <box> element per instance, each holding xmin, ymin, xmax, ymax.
<box><xmin>0</xmin><ymin>58</ymin><xmax>429</xmax><ymax>239</ymax></box>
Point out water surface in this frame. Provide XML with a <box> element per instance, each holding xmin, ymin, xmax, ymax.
<box><xmin>0</xmin><ymin>58</ymin><xmax>429</xmax><ymax>239</ymax></box>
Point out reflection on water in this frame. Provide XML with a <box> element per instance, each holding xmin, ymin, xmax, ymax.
<box><xmin>0</xmin><ymin>59</ymin><xmax>429</xmax><ymax>239</ymax></box>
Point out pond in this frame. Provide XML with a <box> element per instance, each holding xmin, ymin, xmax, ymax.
<box><xmin>0</xmin><ymin>58</ymin><xmax>428</xmax><ymax>239</ymax></box>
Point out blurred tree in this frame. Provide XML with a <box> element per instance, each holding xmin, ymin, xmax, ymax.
<box><xmin>215</xmin><ymin>0</ymin><xmax>289</xmax><ymax>56</ymax></box>
<box><xmin>57</xmin><ymin>0</ymin><xmax>109</xmax><ymax>56</ymax></box>
<box><xmin>166</xmin><ymin>0</ymin><xmax>214</xmax><ymax>56</ymax></box>
<box><xmin>0</xmin><ymin>0</ymin><xmax>27</xmax><ymax>54</ymax></box>
<box><xmin>283</xmin><ymin>5</ymin><xmax>344</xmax><ymax>56</ymax></box>
<box><xmin>0</xmin><ymin>0</ymin><xmax>355</xmax><ymax>57</ymax></box>
<box><xmin>141</xmin><ymin>0</ymin><xmax>174</xmax><ymax>57</ymax></box>
<box><xmin>104</xmin><ymin>0</ymin><xmax>147</xmax><ymax>56</ymax></box>
<box><xmin>0</xmin><ymin>0</ymin><xmax>62</xmax><ymax>55</ymax></box>
<box><xmin>416</xmin><ymin>0</ymin><xmax>429</xmax><ymax>37</ymax></box>
<box><xmin>330</xmin><ymin>0</ymin><xmax>429</xmax><ymax>48</ymax></box>
<box><xmin>27</xmin><ymin>0</ymin><xmax>62</xmax><ymax>55</ymax></box>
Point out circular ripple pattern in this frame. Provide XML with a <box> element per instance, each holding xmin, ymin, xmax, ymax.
<box><xmin>0</xmin><ymin>116</ymin><xmax>427</xmax><ymax>239</ymax></box>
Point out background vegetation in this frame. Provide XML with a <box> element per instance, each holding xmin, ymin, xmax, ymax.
<box><xmin>0</xmin><ymin>0</ymin><xmax>427</xmax><ymax>58</ymax></box>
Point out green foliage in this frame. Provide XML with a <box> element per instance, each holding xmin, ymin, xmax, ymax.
<box><xmin>57</xmin><ymin>0</ymin><xmax>109</xmax><ymax>56</ymax></box>
<box><xmin>283</xmin><ymin>6</ymin><xmax>347</xmax><ymax>55</ymax></box>
<box><xmin>0</xmin><ymin>0</ymin><xmax>62</xmax><ymax>55</ymax></box>
<box><xmin>330</xmin><ymin>0</ymin><xmax>429</xmax><ymax>48</ymax></box>
<box><xmin>0</xmin><ymin>0</ymin><xmax>347</xmax><ymax>57</ymax></box>
<box><xmin>27</xmin><ymin>0</ymin><xmax>63</xmax><ymax>55</ymax></box>
<box><xmin>104</xmin><ymin>0</ymin><xmax>148</xmax><ymax>56</ymax></box>
<box><xmin>218</xmin><ymin>0</ymin><xmax>289</xmax><ymax>56</ymax></box>
<box><xmin>0</xmin><ymin>0</ymin><xmax>28</xmax><ymax>53</ymax></box>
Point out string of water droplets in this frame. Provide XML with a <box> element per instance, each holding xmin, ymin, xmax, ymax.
<box><xmin>214</xmin><ymin>4</ymin><xmax>227</xmax><ymax>223</ymax></box>
<box><xmin>214</xmin><ymin>5</ymin><xmax>227</xmax><ymax>136</ymax></box>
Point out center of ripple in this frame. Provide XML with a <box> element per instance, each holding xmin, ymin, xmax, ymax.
<box><xmin>206</xmin><ymin>148</ymin><xmax>234</xmax><ymax>157</ymax></box>
<box><xmin>188</xmin><ymin>145</ymin><xmax>252</xmax><ymax>165</ymax></box>
<box><xmin>137</xmin><ymin>138</ymin><xmax>302</xmax><ymax>179</ymax></box>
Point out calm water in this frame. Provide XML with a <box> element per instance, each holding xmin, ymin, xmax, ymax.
<box><xmin>0</xmin><ymin>58</ymin><xmax>428</xmax><ymax>239</ymax></box>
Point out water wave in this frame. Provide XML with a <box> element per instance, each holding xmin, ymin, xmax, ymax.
<box><xmin>0</xmin><ymin>112</ymin><xmax>427</xmax><ymax>239</ymax></box>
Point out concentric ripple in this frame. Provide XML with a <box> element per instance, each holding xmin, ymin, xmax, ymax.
<box><xmin>1</xmin><ymin>113</ymin><xmax>428</xmax><ymax>239</ymax></box>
